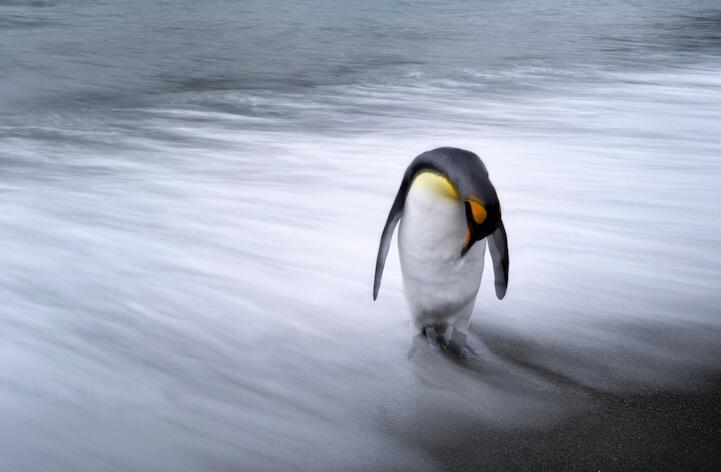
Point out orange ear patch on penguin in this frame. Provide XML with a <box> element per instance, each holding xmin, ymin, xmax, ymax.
<box><xmin>467</xmin><ymin>200</ymin><xmax>487</xmax><ymax>225</ymax></box>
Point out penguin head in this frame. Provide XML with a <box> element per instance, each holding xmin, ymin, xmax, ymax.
<box><xmin>409</xmin><ymin>167</ymin><xmax>500</xmax><ymax>255</ymax></box>
<box><xmin>412</xmin><ymin>147</ymin><xmax>501</xmax><ymax>256</ymax></box>
<box><xmin>461</xmin><ymin>196</ymin><xmax>501</xmax><ymax>256</ymax></box>
<box><xmin>455</xmin><ymin>170</ymin><xmax>502</xmax><ymax>256</ymax></box>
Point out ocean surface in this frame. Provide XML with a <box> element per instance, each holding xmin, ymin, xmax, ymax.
<box><xmin>2</xmin><ymin>1</ymin><xmax>721</xmax><ymax>470</ymax></box>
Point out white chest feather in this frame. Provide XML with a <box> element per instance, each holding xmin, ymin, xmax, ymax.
<box><xmin>398</xmin><ymin>173</ymin><xmax>485</xmax><ymax>330</ymax></box>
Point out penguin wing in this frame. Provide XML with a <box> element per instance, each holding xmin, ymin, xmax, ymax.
<box><xmin>373</xmin><ymin>179</ymin><xmax>410</xmax><ymax>300</ymax></box>
<box><xmin>488</xmin><ymin>219</ymin><xmax>509</xmax><ymax>299</ymax></box>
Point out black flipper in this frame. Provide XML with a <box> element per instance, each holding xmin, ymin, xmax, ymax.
<box><xmin>372</xmin><ymin>179</ymin><xmax>410</xmax><ymax>300</ymax></box>
<box><xmin>488</xmin><ymin>219</ymin><xmax>509</xmax><ymax>300</ymax></box>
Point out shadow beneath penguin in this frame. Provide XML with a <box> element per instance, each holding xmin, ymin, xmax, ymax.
<box><xmin>466</xmin><ymin>323</ymin><xmax>607</xmax><ymax>396</ymax></box>
<box><xmin>409</xmin><ymin>317</ymin><xmax>692</xmax><ymax>399</ymax></box>
<box><xmin>408</xmin><ymin>321</ymin><xmax>595</xmax><ymax>397</ymax></box>
<box><xmin>405</xmin><ymin>322</ymin><xmax>578</xmax><ymax>405</ymax></box>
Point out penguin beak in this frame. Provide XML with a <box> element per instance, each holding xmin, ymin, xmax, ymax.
<box><xmin>461</xmin><ymin>199</ymin><xmax>488</xmax><ymax>256</ymax></box>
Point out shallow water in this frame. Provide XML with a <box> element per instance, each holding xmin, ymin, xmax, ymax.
<box><xmin>2</xmin><ymin>1</ymin><xmax>721</xmax><ymax>470</ymax></box>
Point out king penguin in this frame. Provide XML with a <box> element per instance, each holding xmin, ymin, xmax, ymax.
<box><xmin>373</xmin><ymin>147</ymin><xmax>509</xmax><ymax>341</ymax></box>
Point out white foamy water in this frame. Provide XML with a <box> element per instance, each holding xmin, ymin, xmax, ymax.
<box><xmin>2</xmin><ymin>65</ymin><xmax>720</xmax><ymax>470</ymax></box>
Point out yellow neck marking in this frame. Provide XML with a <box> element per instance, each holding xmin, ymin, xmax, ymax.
<box><xmin>411</xmin><ymin>171</ymin><xmax>459</xmax><ymax>200</ymax></box>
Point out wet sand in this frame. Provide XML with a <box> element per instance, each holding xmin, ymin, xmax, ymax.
<box><xmin>397</xmin><ymin>323</ymin><xmax>721</xmax><ymax>471</ymax></box>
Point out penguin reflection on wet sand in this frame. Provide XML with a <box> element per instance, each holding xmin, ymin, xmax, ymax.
<box><xmin>373</xmin><ymin>147</ymin><xmax>509</xmax><ymax>347</ymax></box>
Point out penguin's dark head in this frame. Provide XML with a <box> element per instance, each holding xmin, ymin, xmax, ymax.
<box><xmin>440</xmin><ymin>150</ymin><xmax>502</xmax><ymax>256</ymax></box>
<box><xmin>461</xmin><ymin>197</ymin><xmax>501</xmax><ymax>256</ymax></box>
<box><xmin>401</xmin><ymin>147</ymin><xmax>504</xmax><ymax>257</ymax></box>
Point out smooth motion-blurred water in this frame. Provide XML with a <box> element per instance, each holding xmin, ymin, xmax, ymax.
<box><xmin>2</xmin><ymin>1</ymin><xmax>721</xmax><ymax>470</ymax></box>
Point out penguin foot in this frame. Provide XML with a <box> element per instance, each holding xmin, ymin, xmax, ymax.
<box><xmin>445</xmin><ymin>329</ymin><xmax>478</xmax><ymax>358</ymax></box>
<box><xmin>421</xmin><ymin>324</ymin><xmax>449</xmax><ymax>348</ymax></box>
<box><xmin>411</xmin><ymin>326</ymin><xmax>478</xmax><ymax>359</ymax></box>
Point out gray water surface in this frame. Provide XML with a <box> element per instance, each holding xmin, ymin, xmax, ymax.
<box><xmin>2</xmin><ymin>1</ymin><xmax>721</xmax><ymax>470</ymax></box>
